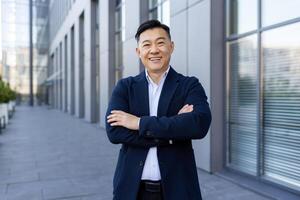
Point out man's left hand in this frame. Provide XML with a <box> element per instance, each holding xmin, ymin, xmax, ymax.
<box><xmin>107</xmin><ymin>110</ymin><xmax>140</xmax><ymax>130</ymax></box>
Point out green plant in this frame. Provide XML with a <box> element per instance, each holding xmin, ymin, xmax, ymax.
<box><xmin>0</xmin><ymin>78</ymin><xmax>16</xmax><ymax>103</ymax></box>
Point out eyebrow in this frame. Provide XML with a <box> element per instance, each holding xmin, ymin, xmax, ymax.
<box><xmin>141</xmin><ymin>37</ymin><xmax>167</xmax><ymax>44</ymax></box>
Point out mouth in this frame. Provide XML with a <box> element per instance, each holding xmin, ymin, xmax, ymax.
<box><xmin>149</xmin><ymin>57</ymin><xmax>162</xmax><ymax>62</ymax></box>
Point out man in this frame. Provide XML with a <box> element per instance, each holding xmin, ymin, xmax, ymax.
<box><xmin>106</xmin><ymin>20</ymin><xmax>211</xmax><ymax>200</ymax></box>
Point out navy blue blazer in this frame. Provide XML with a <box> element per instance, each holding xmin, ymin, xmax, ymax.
<box><xmin>106</xmin><ymin>67</ymin><xmax>211</xmax><ymax>200</ymax></box>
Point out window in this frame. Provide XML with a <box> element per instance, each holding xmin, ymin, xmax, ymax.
<box><xmin>148</xmin><ymin>0</ymin><xmax>170</xmax><ymax>26</ymax></box>
<box><xmin>226</xmin><ymin>0</ymin><xmax>300</xmax><ymax>192</ymax></box>
<box><xmin>226</xmin><ymin>0</ymin><xmax>258</xmax><ymax>35</ymax></box>
<box><xmin>262</xmin><ymin>22</ymin><xmax>300</xmax><ymax>189</ymax></box>
<box><xmin>114</xmin><ymin>0</ymin><xmax>125</xmax><ymax>84</ymax></box>
<box><xmin>227</xmin><ymin>35</ymin><xmax>258</xmax><ymax>175</ymax></box>
<box><xmin>262</xmin><ymin>0</ymin><xmax>300</xmax><ymax>27</ymax></box>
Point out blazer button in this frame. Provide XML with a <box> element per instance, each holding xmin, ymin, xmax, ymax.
<box><xmin>139</xmin><ymin>161</ymin><xmax>144</xmax><ymax>167</ymax></box>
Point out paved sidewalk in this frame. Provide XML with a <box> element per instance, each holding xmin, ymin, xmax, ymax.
<box><xmin>0</xmin><ymin>106</ymin><xmax>271</xmax><ymax>200</ymax></box>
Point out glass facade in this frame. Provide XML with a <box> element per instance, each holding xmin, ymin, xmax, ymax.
<box><xmin>226</xmin><ymin>0</ymin><xmax>258</xmax><ymax>35</ymax></box>
<box><xmin>227</xmin><ymin>0</ymin><xmax>300</xmax><ymax>191</ymax></box>
<box><xmin>114</xmin><ymin>0</ymin><xmax>125</xmax><ymax>85</ymax></box>
<box><xmin>148</xmin><ymin>0</ymin><xmax>170</xmax><ymax>26</ymax></box>
<box><xmin>262</xmin><ymin>23</ymin><xmax>300</xmax><ymax>189</ymax></box>
<box><xmin>1</xmin><ymin>0</ymin><xmax>48</xmax><ymax>104</ymax></box>
<box><xmin>227</xmin><ymin>35</ymin><xmax>258</xmax><ymax>175</ymax></box>
<box><xmin>262</xmin><ymin>0</ymin><xmax>300</xmax><ymax>27</ymax></box>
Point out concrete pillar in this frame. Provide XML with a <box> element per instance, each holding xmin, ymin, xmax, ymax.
<box><xmin>187</xmin><ymin>0</ymin><xmax>211</xmax><ymax>172</ymax></box>
<box><xmin>99</xmin><ymin>0</ymin><xmax>114</xmax><ymax>127</ymax></box>
<box><xmin>123</xmin><ymin>0</ymin><xmax>140</xmax><ymax>77</ymax></box>
<box><xmin>74</xmin><ymin>18</ymin><xmax>81</xmax><ymax>117</ymax></box>
<box><xmin>67</xmin><ymin>30</ymin><xmax>72</xmax><ymax>114</ymax></box>
<box><xmin>62</xmin><ymin>38</ymin><xmax>66</xmax><ymax>112</ymax></box>
<box><xmin>83</xmin><ymin>0</ymin><xmax>96</xmax><ymax>123</ymax></box>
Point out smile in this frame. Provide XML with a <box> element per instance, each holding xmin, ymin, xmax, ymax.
<box><xmin>149</xmin><ymin>57</ymin><xmax>162</xmax><ymax>61</ymax></box>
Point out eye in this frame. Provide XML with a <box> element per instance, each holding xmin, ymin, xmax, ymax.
<box><xmin>158</xmin><ymin>41</ymin><xmax>165</xmax><ymax>46</ymax></box>
<box><xmin>143</xmin><ymin>43</ymin><xmax>150</xmax><ymax>48</ymax></box>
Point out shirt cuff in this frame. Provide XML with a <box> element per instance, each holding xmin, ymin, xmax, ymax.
<box><xmin>137</xmin><ymin>118</ymin><xmax>140</xmax><ymax>130</ymax></box>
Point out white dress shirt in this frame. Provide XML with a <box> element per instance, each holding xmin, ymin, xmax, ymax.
<box><xmin>141</xmin><ymin>67</ymin><xmax>170</xmax><ymax>181</ymax></box>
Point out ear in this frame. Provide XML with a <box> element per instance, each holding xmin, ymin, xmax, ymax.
<box><xmin>136</xmin><ymin>47</ymin><xmax>141</xmax><ymax>58</ymax></box>
<box><xmin>170</xmin><ymin>41</ymin><xmax>175</xmax><ymax>54</ymax></box>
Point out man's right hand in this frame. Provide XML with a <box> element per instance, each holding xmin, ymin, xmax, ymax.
<box><xmin>178</xmin><ymin>104</ymin><xmax>193</xmax><ymax>115</ymax></box>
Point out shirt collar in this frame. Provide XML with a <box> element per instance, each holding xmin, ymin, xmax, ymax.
<box><xmin>145</xmin><ymin>66</ymin><xmax>170</xmax><ymax>86</ymax></box>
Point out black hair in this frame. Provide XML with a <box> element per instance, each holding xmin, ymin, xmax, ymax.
<box><xmin>135</xmin><ymin>19</ymin><xmax>171</xmax><ymax>42</ymax></box>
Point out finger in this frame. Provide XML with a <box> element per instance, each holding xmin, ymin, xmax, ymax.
<box><xmin>111</xmin><ymin>122</ymin><xmax>119</xmax><ymax>126</ymax></box>
<box><xmin>111</xmin><ymin>110</ymin><xmax>124</xmax><ymax>114</ymax></box>
<box><xmin>178</xmin><ymin>104</ymin><xmax>189</xmax><ymax>113</ymax></box>
<box><xmin>107</xmin><ymin>114</ymin><xmax>114</xmax><ymax>119</ymax></box>
<box><xmin>107</xmin><ymin>113</ymin><xmax>119</xmax><ymax>119</ymax></box>
<box><xmin>107</xmin><ymin>118</ymin><xmax>118</xmax><ymax>123</ymax></box>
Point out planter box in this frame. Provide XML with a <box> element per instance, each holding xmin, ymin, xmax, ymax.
<box><xmin>0</xmin><ymin>103</ymin><xmax>9</xmax><ymax>125</ymax></box>
<box><xmin>8</xmin><ymin>101</ymin><xmax>15</xmax><ymax>118</ymax></box>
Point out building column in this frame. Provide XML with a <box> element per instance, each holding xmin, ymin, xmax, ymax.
<box><xmin>99</xmin><ymin>0</ymin><xmax>115</xmax><ymax>127</ymax></box>
<box><xmin>62</xmin><ymin>39</ymin><xmax>66</xmax><ymax>112</ymax></box>
<box><xmin>210</xmin><ymin>0</ymin><xmax>225</xmax><ymax>172</ymax></box>
<box><xmin>83</xmin><ymin>0</ymin><xmax>97</xmax><ymax>123</ymax></box>
<box><xmin>122</xmin><ymin>0</ymin><xmax>140</xmax><ymax>77</ymax></box>
<box><xmin>74</xmin><ymin>18</ymin><xmax>81</xmax><ymax>117</ymax></box>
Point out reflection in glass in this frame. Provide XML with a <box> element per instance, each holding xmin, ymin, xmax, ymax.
<box><xmin>114</xmin><ymin>0</ymin><xmax>125</xmax><ymax>84</ymax></box>
<box><xmin>228</xmin><ymin>35</ymin><xmax>258</xmax><ymax>175</ymax></box>
<box><xmin>262</xmin><ymin>22</ymin><xmax>300</xmax><ymax>189</ymax></box>
<box><xmin>227</xmin><ymin>0</ymin><xmax>257</xmax><ymax>35</ymax></box>
<box><xmin>262</xmin><ymin>0</ymin><xmax>300</xmax><ymax>27</ymax></box>
<box><xmin>149</xmin><ymin>0</ymin><xmax>158</xmax><ymax>8</ymax></box>
<box><xmin>1</xmin><ymin>0</ymin><xmax>48</xmax><ymax>103</ymax></box>
<box><xmin>148</xmin><ymin>0</ymin><xmax>170</xmax><ymax>26</ymax></box>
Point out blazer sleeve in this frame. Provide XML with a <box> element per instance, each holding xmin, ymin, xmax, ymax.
<box><xmin>139</xmin><ymin>77</ymin><xmax>211</xmax><ymax>140</ymax></box>
<box><xmin>105</xmin><ymin>79</ymin><xmax>167</xmax><ymax>148</ymax></box>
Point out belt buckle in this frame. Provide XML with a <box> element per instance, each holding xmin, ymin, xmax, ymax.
<box><xmin>144</xmin><ymin>181</ymin><xmax>161</xmax><ymax>193</ymax></box>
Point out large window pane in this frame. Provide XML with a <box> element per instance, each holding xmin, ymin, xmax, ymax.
<box><xmin>228</xmin><ymin>35</ymin><xmax>258</xmax><ymax>175</ymax></box>
<box><xmin>227</xmin><ymin>0</ymin><xmax>258</xmax><ymax>35</ymax></box>
<box><xmin>148</xmin><ymin>0</ymin><xmax>170</xmax><ymax>26</ymax></box>
<box><xmin>262</xmin><ymin>0</ymin><xmax>300</xmax><ymax>27</ymax></box>
<box><xmin>262</xmin><ymin>22</ymin><xmax>300</xmax><ymax>190</ymax></box>
<box><xmin>114</xmin><ymin>0</ymin><xmax>124</xmax><ymax>84</ymax></box>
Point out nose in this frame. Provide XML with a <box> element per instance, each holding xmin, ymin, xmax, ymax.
<box><xmin>149</xmin><ymin>44</ymin><xmax>159</xmax><ymax>54</ymax></box>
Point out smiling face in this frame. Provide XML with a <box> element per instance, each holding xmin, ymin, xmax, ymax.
<box><xmin>136</xmin><ymin>27</ymin><xmax>174</xmax><ymax>74</ymax></box>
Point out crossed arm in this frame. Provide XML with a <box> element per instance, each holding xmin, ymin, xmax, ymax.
<box><xmin>107</xmin><ymin>104</ymin><xmax>193</xmax><ymax>130</ymax></box>
<box><xmin>105</xmin><ymin>78</ymin><xmax>211</xmax><ymax>147</ymax></box>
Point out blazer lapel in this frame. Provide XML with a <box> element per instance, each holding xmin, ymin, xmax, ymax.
<box><xmin>133</xmin><ymin>71</ymin><xmax>150</xmax><ymax>116</ymax></box>
<box><xmin>157</xmin><ymin>67</ymin><xmax>180</xmax><ymax>117</ymax></box>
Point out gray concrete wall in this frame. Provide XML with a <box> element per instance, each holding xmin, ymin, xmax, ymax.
<box><xmin>67</xmin><ymin>30</ymin><xmax>72</xmax><ymax>114</ymax></box>
<box><xmin>122</xmin><ymin>0</ymin><xmax>140</xmax><ymax>78</ymax></box>
<box><xmin>99</xmin><ymin>0</ymin><xmax>114</xmax><ymax>127</ymax></box>
<box><xmin>49</xmin><ymin>0</ymin><xmax>96</xmax><ymax>122</ymax></box>
<box><xmin>170</xmin><ymin>0</ymin><xmax>212</xmax><ymax>172</ymax></box>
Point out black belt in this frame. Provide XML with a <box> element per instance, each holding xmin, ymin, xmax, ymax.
<box><xmin>140</xmin><ymin>180</ymin><xmax>162</xmax><ymax>193</ymax></box>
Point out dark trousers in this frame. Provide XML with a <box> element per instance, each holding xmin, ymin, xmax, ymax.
<box><xmin>137</xmin><ymin>180</ymin><xmax>164</xmax><ymax>200</ymax></box>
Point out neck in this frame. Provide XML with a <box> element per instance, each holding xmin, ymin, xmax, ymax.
<box><xmin>147</xmin><ymin>67</ymin><xmax>169</xmax><ymax>84</ymax></box>
<box><xmin>148</xmin><ymin>71</ymin><xmax>164</xmax><ymax>84</ymax></box>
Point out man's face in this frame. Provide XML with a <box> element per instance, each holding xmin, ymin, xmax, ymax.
<box><xmin>136</xmin><ymin>27</ymin><xmax>174</xmax><ymax>73</ymax></box>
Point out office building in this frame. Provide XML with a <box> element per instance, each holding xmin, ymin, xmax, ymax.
<box><xmin>46</xmin><ymin>0</ymin><xmax>300</xmax><ymax>198</ymax></box>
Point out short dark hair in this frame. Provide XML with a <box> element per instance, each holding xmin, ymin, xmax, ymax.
<box><xmin>135</xmin><ymin>19</ymin><xmax>171</xmax><ymax>42</ymax></box>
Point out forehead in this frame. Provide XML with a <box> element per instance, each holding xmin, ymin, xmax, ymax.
<box><xmin>139</xmin><ymin>27</ymin><xmax>169</xmax><ymax>42</ymax></box>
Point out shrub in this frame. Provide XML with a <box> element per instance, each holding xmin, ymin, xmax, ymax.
<box><xmin>0</xmin><ymin>78</ymin><xmax>16</xmax><ymax>103</ymax></box>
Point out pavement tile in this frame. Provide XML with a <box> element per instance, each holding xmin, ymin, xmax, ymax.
<box><xmin>0</xmin><ymin>184</ymin><xmax>7</xmax><ymax>195</ymax></box>
<box><xmin>0</xmin><ymin>170</ymin><xmax>39</xmax><ymax>185</ymax></box>
<box><xmin>0</xmin><ymin>106</ymin><xmax>273</xmax><ymax>200</ymax></box>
